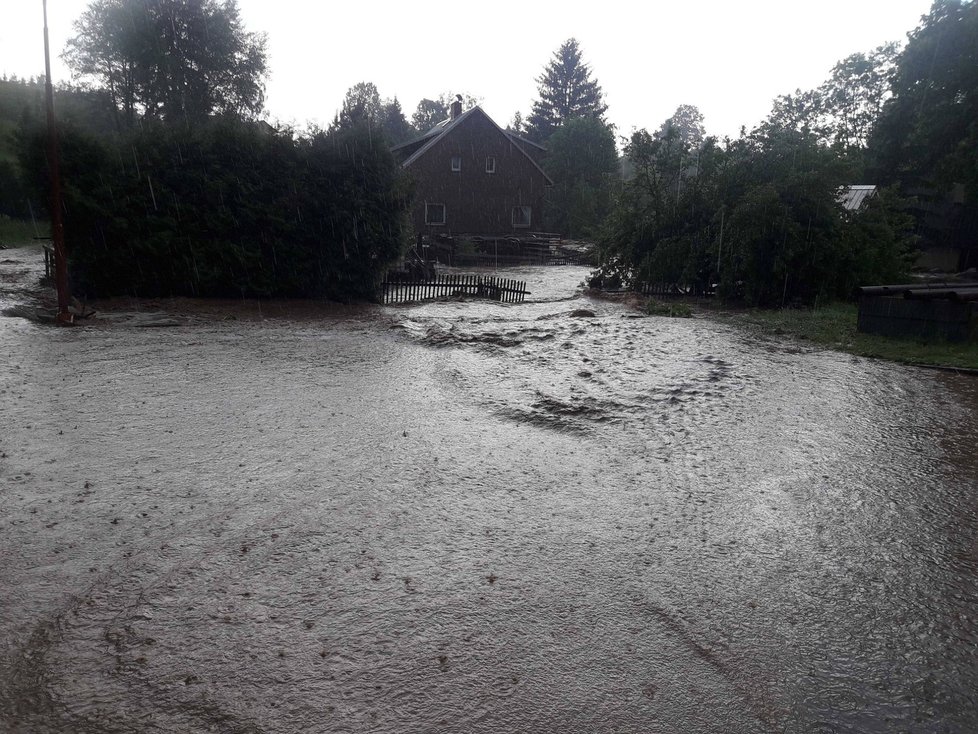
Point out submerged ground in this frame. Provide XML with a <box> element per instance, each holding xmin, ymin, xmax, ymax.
<box><xmin>1</xmin><ymin>247</ymin><xmax>977</xmax><ymax>733</ymax></box>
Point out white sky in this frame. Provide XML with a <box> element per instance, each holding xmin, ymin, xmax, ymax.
<box><xmin>1</xmin><ymin>0</ymin><xmax>933</xmax><ymax>140</ymax></box>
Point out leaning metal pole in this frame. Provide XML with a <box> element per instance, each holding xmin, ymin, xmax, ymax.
<box><xmin>42</xmin><ymin>0</ymin><xmax>72</xmax><ymax>324</ymax></box>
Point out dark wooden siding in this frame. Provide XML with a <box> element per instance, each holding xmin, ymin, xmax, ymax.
<box><xmin>404</xmin><ymin>110</ymin><xmax>550</xmax><ymax>236</ymax></box>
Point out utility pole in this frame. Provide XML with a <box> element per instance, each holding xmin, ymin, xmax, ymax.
<box><xmin>43</xmin><ymin>0</ymin><xmax>73</xmax><ymax>325</ymax></box>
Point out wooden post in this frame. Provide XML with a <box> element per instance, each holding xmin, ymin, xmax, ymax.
<box><xmin>42</xmin><ymin>0</ymin><xmax>72</xmax><ymax>325</ymax></box>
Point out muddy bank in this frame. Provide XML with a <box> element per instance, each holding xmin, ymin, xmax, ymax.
<box><xmin>2</xmin><ymin>252</ymin><xmax>978</xmax><ymax>732</ymax></box>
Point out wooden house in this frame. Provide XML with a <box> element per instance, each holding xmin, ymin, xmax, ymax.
<box><xmin>392</xmin><ymin>99</ymin><xmax>553</xmax><ymax>237</ymax></box>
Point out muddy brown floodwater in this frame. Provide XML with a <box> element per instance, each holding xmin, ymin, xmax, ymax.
<box><xmin>1</xmin><ymin>246</ymin><xmax>977</xmax><ymax>733</ymax></box>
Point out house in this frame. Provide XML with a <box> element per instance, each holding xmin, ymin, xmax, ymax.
<box><xmin>391</xmin><ymin>98</ymin><xmax>553</xmax><ymax>237</ymax></box>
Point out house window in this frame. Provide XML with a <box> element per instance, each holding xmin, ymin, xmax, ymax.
<box><xmin>425</xmin><ymin>203</ymin><xmax>446</xmax><ymax>226</ymax></box>
<box><xmin>512</xmin><ymin>206</ymin><xmax>531</xmax><ymax>228</ymax></box>
<box><xmin>450</xmin><ymin>156</ymin><xmax>462</xmax><ymax>172</ymax></box>
<box><xmin>486</xmin><ymin>156</ymin><xmax>496</xmax><ymax>174</ymax></box>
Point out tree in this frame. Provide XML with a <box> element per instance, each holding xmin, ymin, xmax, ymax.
<box><xmin>380</xmin><ymin>97</ymin><xmax>415</xmax><ymax>144</ymax></box>
<box><xmin>765</xmin><ymin>88</ymin><xmax>831</xmax><ymax>142</ymax></box>
<box><xmin>508</xmin><ymin>111</ymin><xmax>526</xmax><ymax>136</ymax></box>
<box><xmin>600</xmin><ymin>126</ymin><xmax>725</xmax><ymax>295</ymax></box>
<box><xmin>871</xmin><ymin>0</ymin><xmax>978</xmax><ymax>197</ymax></box>
<box><xmin>759</xmin><ymin>42</ymin><xmax>898</xmax><ymax>159</ymax></box>
<box><xmin>656</xmin><ymin>104</ymin><xmax>706</xmax><ymax>148</ymax></box>
<box><xmin>412</xmin><ymin>98</ymin><xmax>446</xmax><ymax>131</ymax></box>
<box><xmin>334</xmin><ymin>82</ymin><xmax>384</xmax><ymax>129</ymax></box>
<box><xmin>63</xmin><ymin>0</ymin><xmax>268</xmax><ymax>128</ymax></box>
<box><xmin>598</xmin><ymin>112</ymin><xmax>914</xmax><ymax>306</ymax></box>
<box><xmin>525</xmin><ymin>38</ymin><xmax>607</xmax><ymax>143</ymax></box>
<box><xmin>543</xmin><ymin>117</ymin><xmax>618</xmax><ymax>238</ymax></box>
<box><xmin>333</xmin><ymin>83</ymin><xmax>416</xmax><ymax>144</ymax></box>
<box><xmin>820</xmin><ymin>43</ymin><xmax>899</xmax><ymax>150</ymax></box>
<box><xmin>410</xmin><ymin>92</ymin><xmax>482</xmax><ymax>132</ymax></box>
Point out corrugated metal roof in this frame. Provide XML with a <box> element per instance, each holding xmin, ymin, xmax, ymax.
<box><xmin>839</xmin><ymin>185</ymin><xmax>877</xmax><ymax>211</ymax></box>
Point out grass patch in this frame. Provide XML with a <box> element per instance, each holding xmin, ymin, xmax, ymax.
<box><xmin>645</xmin><ymin>298</ymin><xmax>693</xmax><ymax>318</ymax></box>
<box><xmin>720</xmin><ymin>302</ymin><xmax>978</xmax><ymax>370</ymax></box>
<box><xmin>0</xmin><ymin>217</ymin><xmax>48</xmax><ymax>247</ymax></box>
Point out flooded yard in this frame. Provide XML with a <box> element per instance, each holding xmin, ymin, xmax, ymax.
<box><xmin>1</xmin><ymin>248</ymin><xmax>977</xmax><ymax>732</ymax></box>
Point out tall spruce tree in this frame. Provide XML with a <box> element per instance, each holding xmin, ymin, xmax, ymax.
<box><xmin>525</xmin><ymin>38</ymin><xmax>607</xmax><ymax>143</ymax></box>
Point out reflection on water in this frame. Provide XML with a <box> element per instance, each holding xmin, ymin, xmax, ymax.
<box><xmin>1</xmin><ymin>260</ymin><xmax>977</xmax><ymax>733</ymax></box>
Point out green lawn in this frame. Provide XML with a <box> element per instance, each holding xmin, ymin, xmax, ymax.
<box><xmin>709</xmin><ymin>302</ymin><xmax>978</xmax><ymax>371</ymax></box>
<box><xmin>0</xmin><ymin>217</ymin><xmax>48</xmax><ymax>246</ymax></box>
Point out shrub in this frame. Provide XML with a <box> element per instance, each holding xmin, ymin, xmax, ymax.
<box><xmin>19</xmin><ymin>118</ymin><xmax>413</xmax><ymax>300</ymax></box>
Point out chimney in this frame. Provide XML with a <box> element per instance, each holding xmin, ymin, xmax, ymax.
<box><xmin>450</xmin><ymin>94</ymin><xmax>463</xmax><ymax>120</ymax></box>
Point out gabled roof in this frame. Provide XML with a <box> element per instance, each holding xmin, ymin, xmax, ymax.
<box><xmin>394</xmin><ymin>106</ymin><xmax>553</xmax><ymax>186</ymax></box>
<box><xmin>504</xmin><ymin>132</ymin><xmax>545</xmax><ymax>152</ymax></box>
<box><xmin>390</xmin><ymin>118</ymin><xmax>450</xmax><ymax>153</ymax></box>
<box><xmin>839</xmin><ymin>185</ymin><xmax>877</xmax><ymax>211</ymax></box>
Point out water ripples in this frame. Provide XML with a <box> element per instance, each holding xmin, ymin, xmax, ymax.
<box><xmin>2</xmin><ymin>262</ymin><xmax>978</xmax><ymax>732</ymax></box>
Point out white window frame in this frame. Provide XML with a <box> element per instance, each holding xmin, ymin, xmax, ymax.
<box><xmin>511</xmin><ymin>206</ymin><xmax>531</xmax><ymax>228</ymax></box>
<box><xmin>425</xmin><ymin>202</ymin><xmax>446</xmax><ymax>226</ymax></box>
<box><xmin>486</xmin><ymin>156</ymin><xmax>496</xmax><ymax>174</ymax></box>
<box><xmin>450</xmin><ymin>156</ymin><xmax>462</xmax><ymax>172</ymax></box>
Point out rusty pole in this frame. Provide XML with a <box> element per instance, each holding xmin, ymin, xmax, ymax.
<box><xmin>42</xmin><ymin>0</ymin><xmax>72</xmax><ymax>325</ymax></box>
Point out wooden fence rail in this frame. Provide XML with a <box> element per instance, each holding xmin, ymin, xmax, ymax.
<box><xmin>636</xmin><ymin>282</ymin><xmax>714</xmax><ymax>298</ymax></box>
<box><xmin>382</xmin><ymin>274</ymin><xmax>529</xmax><ymax>305</ymax></box>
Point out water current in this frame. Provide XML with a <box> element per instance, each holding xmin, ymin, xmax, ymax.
<box><xmin>1</xmin><ymin>250</ymin><xmax>977</xmax><ymax>732</ymax></box>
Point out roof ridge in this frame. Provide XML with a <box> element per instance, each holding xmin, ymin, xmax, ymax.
<box><xmin>399</xmin><ymin>106</ymin><xmax>553</xmax><ymax>186</ymax></box>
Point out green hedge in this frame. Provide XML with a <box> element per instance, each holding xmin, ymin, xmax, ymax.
<box><xmin>20</xmin><ymin>118</ymin><xmax>413</xmax><ymax>300</ymax></box>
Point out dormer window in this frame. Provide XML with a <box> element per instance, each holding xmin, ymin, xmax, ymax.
<box><xmin>450</xmin><ymin>156</ymin><xmax>462</xmax><ymax>172</ymax></box>
<box><xmin>486</xmin><ymin>156</ymin><xmax>496</xmax><ymax>174</ymax></box>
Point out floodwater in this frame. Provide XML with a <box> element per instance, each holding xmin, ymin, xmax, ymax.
<box><xmin>1</xmin><ymin>247</ymin><xmax>977</xmax><ymax>733</ymax></box>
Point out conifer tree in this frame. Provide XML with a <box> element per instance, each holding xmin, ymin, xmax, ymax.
<box><xmin>525</xmin><ymin>38</ymin><xmax>607</xmax><ymax>143</ymax></box>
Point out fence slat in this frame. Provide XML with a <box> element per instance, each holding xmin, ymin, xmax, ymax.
<box><xmin>381</xmin><ymin>274</ymin><xmax>527</xmax><ymax>305</ymax></box>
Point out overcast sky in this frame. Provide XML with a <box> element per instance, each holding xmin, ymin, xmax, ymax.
<box><xmin>2</xmin><ymin>0</ymin><xmax>933</xmax><ymax>140</ymax></box>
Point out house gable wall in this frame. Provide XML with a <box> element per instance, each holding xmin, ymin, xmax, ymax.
<box><xmin>405</xmin><ymin>110</ymin><xmax>550</xmax><ymax>236</ymax></box>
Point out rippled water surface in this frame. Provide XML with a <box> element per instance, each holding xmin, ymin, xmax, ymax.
<box><xmin>2</xmin><ymin>250</ymin><xmax>977</xmax><ymax>733</ymax></box>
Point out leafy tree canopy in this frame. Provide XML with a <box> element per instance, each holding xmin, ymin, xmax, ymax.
<box><xmin>764</xmin><ymin>42</ymin><xmax>899</xmax><ymax>164</ymax></box>
<box><xmin>598</xmin><ymin>106</ymin><xmax>915</xmax><ymax>306</ymax></box>
<box><xmin>543</xmin><ymin>117</ymin><xmax>619</xmax><ymax>238</ymax></box>
<box><xmin>410</xmin><ymin>92</ymin><xmax>482</xmax><ymax>132</ymax></box>
<box><xmin>870</xmin><ymin>0</ymin><xmax>978</xmax><ymax>197</ymax></box>
<box><xmin>525</xmin><ymin>38</ymin><xmax>607</xmax><ymax>143</ymax></box>
<box><xmin>656</xmin><ymin>104</ymin><xmax>706</xmax><ymax>148</ymax></box>
<box><xmin>63</xmin><ymin>0</ymin><xmax>268</xmax><ymax>128</ymax></box>
<box><xmin>332</xmin><ymin>82</ymin><xmax>416</xmax><ymax>144</ymax></box>
<box><xmin>411</xmin><ymin>98</ymin><xmax>445</xmax><ymax>132</ymax></box>
<box><xmin>821</xmin><ymin>42</ymin><xmax>899</xmax><ymax>149</ymax></box>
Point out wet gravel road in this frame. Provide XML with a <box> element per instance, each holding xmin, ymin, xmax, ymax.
<box><xmin>1</xmin><ymin>248</ymin><xmax>977</xmax><ymax>732</ymax></box>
